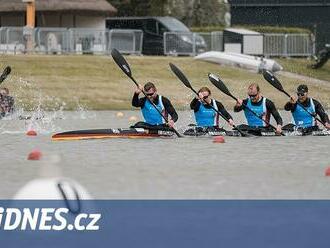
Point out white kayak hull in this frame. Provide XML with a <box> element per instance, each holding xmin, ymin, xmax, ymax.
<box><xmin>195</xmin><ymin>51</ymin><xmax>283</xmax><ymax>73</ymax></box>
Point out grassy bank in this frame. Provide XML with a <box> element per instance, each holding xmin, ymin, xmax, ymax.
<box><xmin>1</xmin><ymin>55</ymin><xmax>329</xmax><ymax>110</ymax></box>
<box><xmin>275</xmin><ymin>58</ymin><xmax>330</xmax><ymax>82</ymax></box>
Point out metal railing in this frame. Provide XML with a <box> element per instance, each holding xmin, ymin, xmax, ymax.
<box><xmin>108</xmin><ymin>29</ymin><xmax>143</xmax><ymax>55</ymax></box>
<box><xmin>69</xmin><ymin>28</ymin><xmax>108</xmax><ymax>55</ymax></box>
<box><xmin>0</xmin><ymin>26</ymin><xmax>315</xmax><ymax>57</ymax></box>
<box><xmin>35</xmin><ymin>28</ymin><xmax>70</xmax><ymax>54</ymax></box>
<box><xmin>263</xmin><ymin>33</ymin><xmax>314</xmax><ymax>57</ymax></box>
<box><xmin>0</xmin><ymin>27</ymin><xmax>143</xmax><ymax>55</ymax></box>
<box><xmin>0</xmin><ymin>27</ymin><xmax>27</xmax><ymax>54</ymax></box>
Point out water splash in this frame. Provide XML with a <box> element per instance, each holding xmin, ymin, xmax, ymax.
<box><xmin>0</xmin><ymin>75</ymin><xmax>95</xmax><ymax>134</ymax></box>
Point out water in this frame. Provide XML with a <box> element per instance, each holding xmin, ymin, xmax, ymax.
<box><xmin>0</xmin><ymin>110</ymin><xmax>329</xmax><ymax>199</ymax></box>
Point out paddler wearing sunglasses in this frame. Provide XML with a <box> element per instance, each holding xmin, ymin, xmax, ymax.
<box><xmin>190</xmin><ymin>87</ymin><xmax>234</xmax><ymax>129</ymax></box>
<box><xmin>234</xmin><ymin>83</ymin><xmax>283</xmax><ymax>134</ymax></box>
<box><xmin>284</xmin><ymin>84</ymin><xmax>330</xmax><ymax>131</ymax></box>
<box><xmin>132</xmin><ymin>82</ymin><xmax>178</xmax><ymax>129</ymax></box>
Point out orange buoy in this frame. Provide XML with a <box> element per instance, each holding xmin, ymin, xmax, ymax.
<box><xmin>116</xmin><ymin>112</ymin><xmax>124</xmax><ymax>118</ymax></box>
<box><xmin>325</xmin><ymin>167</ymin><xmax>330</xmax><ymax>176</ymax></box>
<box><xmin>28</xmin><ymin>150</ymin><xmax>42</xmax><ymax>160</ymax></box>
<box><xmin>26</xmin><ymin>130</ymin><xmax>37</xmax><ymax>136</ymax></box>
<box><xmin>129</xmin><ymin>116</ymin><xmax>138</xmax><ymax>121</ymax></box>
<box><xmin>213</xmin><ymin>136</ymin><xmax>225</xmax><ymax>143</ymax></box>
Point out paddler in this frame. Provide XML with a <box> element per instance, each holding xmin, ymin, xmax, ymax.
<box><xmin>190</xmin><ymin>86</ymin><xmax>234</xmax><ymax>130</ymax></box>
<box><xmin>234</xmin><ymin>83</ymin><xmax>283</xmax><ymax>134</ymax></box>
<box><xmin>284</xmin><ymin>84</ymin><xmax>330</xmax><ymax>131</ymax></box>
<box><xmin>132</xmin><ymin>82</ymin><xmax>178</xmax><ymax>129</ymax></box>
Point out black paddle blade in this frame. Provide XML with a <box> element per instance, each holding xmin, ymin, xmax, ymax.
<box><xmin>208</xmin><ymin>73</ymin><xmax>233</xmax><ymax>97</ymax></box>
<box><xmin>169</xmin><ymin>63</ymin><xmax>192</xmax><ymax>89</ymax></box>
<box><xmin>262</xmin><ymin>70</ymin><xmax>284</xmax><ymax>92</ymax></box>
<box><xmin>0</xmin><ymin>66</ymin><xmax>11</xmax><ymax>83</ymax></box>
<box><xmin>111</xmin><ymin>48</ymin><xmax>132</xmax><ymax>77</ymax></box>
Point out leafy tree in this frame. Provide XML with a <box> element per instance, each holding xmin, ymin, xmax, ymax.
<box><xmin>108</xmin><ymin>0</ymin><xmax>228</xmax><ymax>27</ymax></box>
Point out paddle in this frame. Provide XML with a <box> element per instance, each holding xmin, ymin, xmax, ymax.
<box><xmin>169</xmin><ymin>63</ymin><xmax>250</xmax><ymax>137</ymax></box>
<box><xmin>208</xmin><ymin>73</ymin><xmax>284</xmax><ymax>135</ymax></box>
<box><xmin>111</xmin><ymin>49</ymin><xmax>182</xmax><ymax>137</ymax></box>
<box><xmin>263</xmin><ymin>70</ymin><xmax>327</xmax><ymax>128</ymax></box>
<box><xmin>0</xmin><ymin>66</ymin><xmax>11</xmax><ymax>84</ymax></box>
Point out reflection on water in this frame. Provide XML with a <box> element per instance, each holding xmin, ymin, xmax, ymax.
<box><xmin>0</xmin><ymin>111</ymin><xmax>329</xmax><ymax>200</ymax></box>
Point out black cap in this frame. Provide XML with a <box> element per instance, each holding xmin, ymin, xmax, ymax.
<box><xmin>297</xmin><ymin>84</ymin><xmax>308</xmax><ymax>93</ymax></box>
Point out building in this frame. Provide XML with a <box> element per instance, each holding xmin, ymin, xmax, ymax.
<box><xmin>0</xmin><ymin>0</ymin><xmax>117</xmax><ymax>29</ymax></box>
<box><xmin>229</xmin><ymin>0</ymin><xmax>330</xmax><ymax>52</ymax></box>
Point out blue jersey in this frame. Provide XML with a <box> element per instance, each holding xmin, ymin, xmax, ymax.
<box><xmin>141</xmin><ymin>95</ymin><xmax>165</xmax><ymax>125</ymax></box>
<box><xmin>292</xmin><ymin>98</ymin><xmax>316</xmax><ymax>128</ymax></box>
<box><xmin>194</xmin><ymin>99</ymin><xmax>219</xmax><ymax>127</ymax></box>
<box><xmin>244</xmin><ymin>97</ymin><xmax>267</xmax><ymax>127</ymax></box>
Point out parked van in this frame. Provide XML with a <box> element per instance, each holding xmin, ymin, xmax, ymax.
<box><xmin>106</xmin><ymin>16</ymin><xmax>207</xmax><ymax>55</ymax></box>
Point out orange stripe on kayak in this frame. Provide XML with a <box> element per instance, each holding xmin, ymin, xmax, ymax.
<box><xmin>51</xmin><ymin>133</ymin><xmax>171</xmax><ymax>141</ymax></box>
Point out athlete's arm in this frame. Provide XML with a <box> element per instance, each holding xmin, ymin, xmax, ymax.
<box><xmin>132</xmin><ymin>93</ymin><xmax>146</xmax><ymax>108</ymax></box>
<box><xmin>162</xmin><ymin>97</ymin><xmax>178</xmax><ymax>122</ymax></box>
<box><xmin>190</xmin><ymin>98</ymin><xmax>201</xmax><ymax>112</ymax></box>
<box><xmin>313</xmin><ymin>99</ymin><xmax>330</xmax><ymax>124</ymax></box>
<box><xmin>234</xmin><ymin>99</ymin><xmax>248</xmax><ymax>112</ymax></box>
<box><xmin>266</xmin><ymin>99</ymin><xmax>283</xmax><ymax>125</ymax></box>
<box><xmin>284</xmin><ymin>101</ymin><xmax>297</xmax><ymax>111</ymax></box>
<box><xmin>216</xmin><ymin>101</ymin><xmax>232</xmax><ymax>120</ymax></box>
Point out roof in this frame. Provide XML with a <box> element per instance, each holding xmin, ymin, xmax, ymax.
<box><xmin>224</xmin><ymin>28</ymin><xmax>260</xmax><ymax>35</ymax></box>
<box><xmin>107</xmin><ymin>16</ymin><xmax>171</xmax><ymax>21</ymax></box>
<box><xmin>0</xmin><ymin>0</ymin><xmax>117</xmax><ymax>14</ymax></box>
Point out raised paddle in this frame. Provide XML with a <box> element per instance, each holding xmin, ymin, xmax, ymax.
<box><xmin>208</xmin><ymin>73</ymin><xmax>284</xmax><ymax>135</ymax></box>
<box><xmin>0</xmin><ymin>66</ymin><xmax>11</xmax><ymax>84</ymax></box>
<box><xmin>263</xmin><ymin>70</ymin><xmax>327</xmax><ymax>128</ymax></box>
<box><xmin>111</xmin><ymin>49</ymin><xmax>182</xmax><ymax>137</ymax></box>
<box><xmin>169</xmin><ymin>63</ymin><xmax>250</xmax><ymax>137</ymax></box>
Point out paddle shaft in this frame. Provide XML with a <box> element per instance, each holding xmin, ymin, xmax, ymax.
<box><xmin>0</xmin><ymin>66</ymin><xmax>11</xmax><ymax>84</ymax></box>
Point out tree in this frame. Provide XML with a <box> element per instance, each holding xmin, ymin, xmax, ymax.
<box><xmin>109</xmin><ymin>0</ymin><xmax>229</xmax><ymax>27</ymax></box>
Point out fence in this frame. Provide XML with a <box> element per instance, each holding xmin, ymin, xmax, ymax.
<box><xmin>108</xmin><ymin>29</ymin><xmax>143</xmax><ymax>55</ymax></box>
<box><xmin>0</xmin><ymin>26</ymin><xmax>315</xmax><ymax>57</ymax></box>
<box><xmin>0</xmin><ymin>27</ymin><xmax>143</xmax><ymax>55</ymax></box>
<box><xmin>263</xmin><ymin>33</ymin><xmax>314</xmax><ymax>57</ymax></box>
<box><xmin>0</xmin><ymin>27</ymin><xmax>26</xmax><ymax>54</ymax></box>
<box><xmin>35</xmin><ymin>28</ymin><xmax>70</xmax><ymax>54</ymax></box>
<box><xmin>163</xmin><ymin>31</ymin><xmax>223</xmax><ymax>56</ymax></box>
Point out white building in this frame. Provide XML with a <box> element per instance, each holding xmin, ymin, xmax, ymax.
<box><xmin>0</xmin><ymin>0</ymin><xmax>117</xmax><ymax>29</ymax></box>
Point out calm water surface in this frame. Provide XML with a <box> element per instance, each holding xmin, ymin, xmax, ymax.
<box><xmin>0</xmin><ymin>110</ymin><xmax>329</xmax><ymax>199</ymax></box>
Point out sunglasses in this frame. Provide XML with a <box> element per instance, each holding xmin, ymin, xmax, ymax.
<box><xmin>146</xmin><ymin>92</ymin><xmax>155</xmax><ymax>96</ymax></box>
<box><xmin>202</xmin><ymin>95</ymin><xmax>210</xmax><ymax>99</ymax></box>
<box><xmin>249</xmin><ymin>93</ymin><xmax>258</xmax><ymax>98</ymax></box>
<box><xmin>297</xmin><ymin>92</ymin><xmax>306</xmax><ymax>97</ymax></box>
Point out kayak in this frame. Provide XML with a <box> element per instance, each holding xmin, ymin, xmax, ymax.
<box><xmin>52</xmin><ymin>128</ymin><xmax>175</xmax><ymax>141</ymax></box>
<box><xmin>184</xmin><ymin>127</ymin><xmax>330</xmax><ymax>137</ymax></box>
<box><xmin>52</xmin><ymin>127</ymin><xmax>330</xmax><ymax>141</ymax></box>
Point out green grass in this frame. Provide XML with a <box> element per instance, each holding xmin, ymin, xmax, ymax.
<box><xmin>0</xmin><ymin>54</ymin><xmax>329</xmax><ymax>110</ymax></box>
<box><xmin>276</xmin><ymin>58</ymin><xmax>330</xmax><ymax>82</ymax></box>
